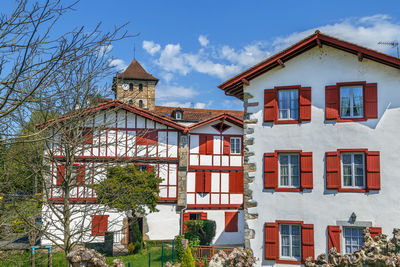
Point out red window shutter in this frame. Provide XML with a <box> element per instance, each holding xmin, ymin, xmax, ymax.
<box><xmin>264</xmin><ymin>153</ymin><xmax>278</xmax><ymax>189</ymax></box>
<box><xmin>229</xmin><ymin>172</ymin><xmax>243</xmax><ymax>194</ymax></box>
<box><xmin>183</xmin><ymin>213</ymin><xmax>190</xmax><ymax>233</ymax></box>
<box><xmin>264</xmin><ymin>223</ymin><xmax>279</xmax><ymax>260</ymax></box>
<box><xmin>225</xmin><ymin>212</ymin><xmax>238</xmax><ymax>232</ymax></box>
<box><xmin>301</xmin><ymin>224</ymin><xmax>315</xmax><ymax>262</ymax></box>
<box><xmin>204</xmin><ymin>172</ymin><xmax>211</xmax><ymax>193</ymax></box>
<box><xmin>300</xmin><ymin>152</ymin><xmax>313</xmax><ymax>189</ymax></box>
<box><xmin>264</xmin><ymin>89</ymin><xmax>277</xmax><ymax>122</ymax></box>
<box><xmin>328</xmin><ymin>226</ymin><xmax>341</xmax><ymax>253</ymax></box>
<box><xmin>56</xmin><ymin>165</ymin><xmax>65</xmax><ymax>186</ymax></box>
<box><xmin>195</xmin><ymin>172</ymin><xmax>205</xmax><ymax>193</ymax></box>
<box><xmin>369</xmin><ymin>227</ymin><xmax>382</xmax><ymax>240</ymax></box>
<box><xmin>299</xmin><ymin>87</ymin><xmax>312</xmax><ymax>121</ymax></box>
<box><xmin>223</xmin><ymin>137</ymin><xmax>230</xmax><ymax>155</ymax></box>
<box><xmin>147</xmin><ymin>165</ymin><xmax>155</xmax><ymax>173</ymax></box>
<box><xmin>199</xmin><ymin>135</ymin><xmax>207</xmax><ymax>155</ymax></box>
<box><xmin>325</xmin><ymin>85</ymin><xmax>339</xmax><ymax>120</ymax></box>
<box><xmin>91</xmin><ymin>215</ymin><xmax>109</xmax><ymax>236</ymax></box>
<box><xmin>200</xmin><ymin>212</ymin><xmax>207</xmax><ymax>220</ymax></box>
<box><xmin>206</xmin><ymin>135</ymin><xmax>214</xmax><ymax>155</ymax></box>
<box><xmin>326</xmin><ymin>152</ymin><xmax>340</xmax><ymax>190</ymax></box>
<box><xmin>366</xmin><ymin>151</ymin><xmax>380</xmax><ymax>190</ymax></box>
<box><xmin>77</xmin><ymin>165</ymin><xmax>85</xmax><ymax>183</ymax></box>
<box><xmin>364</xmin><ymin>83</ymin><xmax>378</xmax><ymax>119</ymax></box>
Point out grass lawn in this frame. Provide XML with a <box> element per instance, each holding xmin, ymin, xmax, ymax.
<box><xmin>0</xmin><ymin>245</ymin><xmax>175</xmax><ymax>267</ymax></box>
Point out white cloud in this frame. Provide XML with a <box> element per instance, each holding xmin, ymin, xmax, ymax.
<box><xmin>109</xmin><ymin>58</ymin><xmax>127</xmax><ymax>72</ymax></box>
<box><xmin>142</xmin><ymin>40</ymin><xmax>161</xmax><ymax>56</ymax></box>
<box><xmin>198</xmin><ymin>35</ymin><xmax>209</xmax><ymax>47</ymax></box>
<box><xmin>158</xmin><ymin>101</ymin><xmax>210</xmax><ymax>109</ymax></box>
<box><xmin>221</xmin><ymin>99</ymin><xmax>243</xmax><ymax>109</ymax></box>
<box><xmin>156</xmin><ymin>84</ymin><xmax>198</xmax><ymax>101</ymax></box>
<box><xmin>273</xmin><ymin>14</ymin><xmax>400</xmax><ymax>54</ymax></box>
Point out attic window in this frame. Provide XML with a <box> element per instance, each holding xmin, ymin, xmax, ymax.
<box><xmin>212</xmin><ymin>123</ymin><xmax>231</xmax><ymax>133</ymax></box>
<box><xmin>175</xmin><ymin>112</ymin><xmax>182</xmax><ymax>120</ymax></box>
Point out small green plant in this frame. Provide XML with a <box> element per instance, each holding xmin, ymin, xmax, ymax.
<box><xmin>175</xmin><ymin>235</ymin><xmax>185</xmax><ymax>262</ymax></box>
<box><xmin>181</xmin><ymin>246</ymin><xmax>195</xmax><ymax>267</ymax></box>
<box><xmin>127</xmin><ymin>243</ymin><xmax>135</xmax><ymax>254</ymax></box>
<box><xmin>11</xmin><ymin>219</ymin><xmax>24</xmax><ymax>233</ymax></box>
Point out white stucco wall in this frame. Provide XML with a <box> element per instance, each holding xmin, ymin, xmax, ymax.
<box><xmin>145</xmin><ymin>204</ymin><xmax>180</xmax><ymax>240</ymax></box>
<box><xmin>244</xmin><ymin>45</ymin><xmax>400</xmax><ymax>266</ymax></box>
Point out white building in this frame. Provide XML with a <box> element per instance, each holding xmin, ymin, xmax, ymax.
<box><xmin>41</xmin><ymin>60</ymin><xmax>244</xmax><ymax>247</ymax></box>
<box><xmin>218</xmin><ymin>31</ymin><xmax>400</xmax><ymax>266</ymax></box>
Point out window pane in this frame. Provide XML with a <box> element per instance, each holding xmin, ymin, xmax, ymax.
<box><xmin>355</xmin><ymin>176</ymin><xmax>363</xmax><ymax>186</ymax></box>
<box><xmin>291</xmin><ymin>225</ymin><xmax>300</xmax><ymax>235</ymax></box>
<box><xmin>281</xmin><ymin>175</ymin><xmax>289</xmax><ymax>186</ymax></box>
<box><xmin>282</xmin><ymin>246</ymin><xmax>290</xmax><ymax>257</ymax></box>
<box><xmin>292</xmin><ymin>246</ymin><xmax>301</xmax><ymax>257</ymax></box>
<box><xmin>280</xmin><ymin>155</ymin><xmax>288</xmax><ymax>164</ymax></box>
<box><xmin>352</xmin><ymin>86</ymin><xmax>363</xmax><ymax>117</ymax></box>
<box><xmin>343</xmin><ymin>165</ymin><xmax>352</xmax><ymax>175</ymax></box>
<box><xmin>282</xmin><ymin>236</ymin><xmax>290</xmax><ymax>246</ymax></box>
<box><xmin>290</xmin><ymin>155</ymin><xmax>299</xmax><ymax>164</ymax></box>
<box><xmin>342</xmin><ymin>154</ymin><xmax>352</xmax><ymax>164</ymax></box>
<box><xmin>291</xmin><ymin>176</ymin><xmax>300</xmax><ymax>187</ymax></box>
<box><xmin>340</xmin><ymin>87</ymin><xmax>351</xmax><ymax>117</ymax></box>
<box><xmin>343</xmin><ymin>176</ymin><xmax>352</xmax><ymax>186</ymax></box>
<box><xmin>354</xmin><ymin>154</ymin><xmax>363</xmax><ymax>164</ymax></box>
<box><xmin>281</xmin><ymin>225</ymin><xmax>289</xmax><ymax>235</ymax></box>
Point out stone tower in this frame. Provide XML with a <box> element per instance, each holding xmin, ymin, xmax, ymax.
<box><xmin>113</xmin><ymin>59</ymin><xmax>159</xmax><ymax>110</ymax></box>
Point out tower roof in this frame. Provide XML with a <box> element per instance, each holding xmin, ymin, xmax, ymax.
<box><xmin>116</xmin><ymin>59</ymin><xmax>159</xmax><ymax>83</ymax></box>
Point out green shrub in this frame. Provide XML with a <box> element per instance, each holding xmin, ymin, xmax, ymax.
<box><xmin>184</xmin><ymin>219</ymin><xmax>216</xmax><ymax>246</ymax></box>
<box><xmin>181</xmin><ymin>246</ymin><xmax>195</xmax><ymax>267</ymax></box>
<box><xmin>127</xmin><ymin>243</ymin><xmax>135</xmax><ymax>254</ymax></box>
<box><xmin>175</xmin><ymin>235</ymin><xmax>185</xmax><ymax>262</ymax></box>
<box><xmin>129</xmin><ymin>221</ymin><xmax>143</xmax><ymax>254</ymax></box>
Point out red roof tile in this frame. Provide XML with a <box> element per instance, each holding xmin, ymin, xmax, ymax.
<box><xmin>152</xmin><ymin>106</ymin><xmax>243</xmax><ymax>122</ymax></box>
<box><xmin>116</xmin><ymin>59</ymin><xmax>159</xmax><ymax>82</ymax></box>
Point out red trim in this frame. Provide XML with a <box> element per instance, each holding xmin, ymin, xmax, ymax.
<box><xmin>218</xmin><ymin>31</ymin><xmax>400</xmax><ymax>100</ymax></box>
<box><xmin>189</xmin><ymin>166</ymin><xmax>243</xmax><ymax>171</ymax></box>
<box><xmin>275</xmin><ymin>259</ymin><xmax>302</xmax><ymax>265</ymax></box>
<box><xmin>186</xmin><ymin>114</ymin><xmax>243</xmax><ymax>132</ymax></box>
<box><xmin>187</xmin><ymin>204</ymin><xmax>243</xmax><ymax>209</ymax></box>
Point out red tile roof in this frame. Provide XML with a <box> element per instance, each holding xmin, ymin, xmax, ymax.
<box><xmin>152</xmin><ymin>105</ymin><xmax>243</xmax><ymax>122</ymax></box>
<box><xmin>219</xmin><ymin>31</ymin><xmax>400</xmax><ymax>100</ymax></box>
<box><xmin>116</xmin><ymin>59</ymin><xmax>159</xmax><ymax>82</ymax></box>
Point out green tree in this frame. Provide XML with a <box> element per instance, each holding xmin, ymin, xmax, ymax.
<box><xmin>185</xmin><ymin>220</ymin><xmax>216</xmax><ymax>246</ymax></box>
<box><xmin>181</xmin><ymin>246</ymin><xmax>195</xmax><ymax>267</ymax></box>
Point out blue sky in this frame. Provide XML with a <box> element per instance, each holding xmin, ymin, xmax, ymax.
<box><xmin>7</xmin><ymin>0</ymin><xmax>400</xmax><ymax>110</ymax></box>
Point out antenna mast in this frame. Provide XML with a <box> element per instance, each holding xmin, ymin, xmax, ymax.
<box><xmin>378</xmin><ymin>41</ymin><xmax>399</xmax><ymax>58</ymax></box>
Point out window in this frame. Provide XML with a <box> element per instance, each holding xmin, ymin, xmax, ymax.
<box><xmin>137</xmin><ymin>165</ymin><xmax>148</xmax><ymax>172</ymax></box>
<box><xmin>225</xmin><ymin>212</ymin><xmax>239</xmax><ymax>232</ymax></box>
<box><xmin>340</xmin><ymin>86</ymin><xmax>363</xmax><ymax>118</ymax></box>
<box><xmin>230</xmin><ymin>137</ymin><xmax>241</xmax><ymax>154</ymax></box>
<box><xmin>195</xmin><ymin>172</ymin><xmax>211</xmax><ymax>193</ymax></box>
<box><xmin>175</xmin><ymin>112</ymin><xmax>182</xmax><ymax>120</ymax></box>
<box><xmin>278</xmin><ymin>89</ymin><xmax>298</xmax><ymax>120</ymax></box>
<box><xmin>280</xmin><ymin>224</ymin><xmax>301</xmax><ymax>260</ymax></box>
<box><xmin>91</xmin><ymin>215</ymin><xmax>109</xmax><ymax>236</ymax></box>
<box><xmin>138</xmin><ymin>100</ymin><xmax>144</xmax><ymax>108</ymax></box>
<box><xmin>129</xmin><ymin>99</ymin><xmax>133</xmax><ymax>105</ymax></box>
<box><xmin>129</xmin><ymin>83</ymin><xmax>134</xmax><ymax>91</ymax></box>
<box><xmin>341</xmin><ymin>153</ymin><xmax>365</xmax><ymax>188</ymax></box>
<box><xmin>326</xmin><ymin>150</ymin><xmax>380</xmax><ymax>191</ymax></box>
<box><xmin>190</xmin><ymin>213</ymin><xmax>201</xmax><ymax>220</ymax></box>
<box><xmin>343</xmin><ymin>227</ymin><xmax>364</xmax><ymax>253</ymax></box>
<box><xmin>138</xmin><ymin>83</ymin><xmax>143</xmax><ymax>92</ymax></box>
<box><xmin>278</xmin><ymin>154</ymin><xmax>300</xmax><ymax>188</ymax></box>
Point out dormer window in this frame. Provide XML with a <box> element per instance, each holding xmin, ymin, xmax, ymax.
<box><xmin>139</xmin><ymin>83</ymin><xmax>143</xmax><ymax>92</ymax></box>
<box><xmin>175</xmin><ymin>112</ymin><xmax>182</xmax><ymax>120</ymax></box>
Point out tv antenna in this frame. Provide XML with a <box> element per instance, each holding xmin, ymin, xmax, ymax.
<box><xmin>378</xmin><ymin>41</ymin><xmax>399</xmax><ymax>58</ymax></box>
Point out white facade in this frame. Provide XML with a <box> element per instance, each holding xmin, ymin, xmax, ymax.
<box><xmin>243</xmin><ymin>44</ymin><xmax>400</xmax><ymax>266</ymax></box>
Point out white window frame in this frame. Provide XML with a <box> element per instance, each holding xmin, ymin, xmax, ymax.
<box><xmin>278</xmin><ymin>153</ymin><xmax>300</xmax><ymax>188</ymax></box>
<box><xmin>340</xmin><ymin>152</ymin><xmax>365</xmax><ymax>189</ymax></box>
<box><xmin>340</xmin><ymin>85</ymin><xmax>364</xmax><ymax>118</ymax></box>
<box><xmin>279</xmin><ymin>224</ymin><xmax>302</xmax><ymax>261</ymax></box>
<box><xmin>175</xmin><ymin>112</ymin><xmax>182</xmax><ymax>120</ymax></box>
<box><xmin>278</xmin><ymin>89</ymin><xmax>299</xmax><ymax>120</ymax></box>
<box><xmin>230</xmin><ymin>137</ymin><xmax>241</xmax><ymax>154</ymax></box>
<box><xmin>342</xmin><ymin>226</ymin><xmax>364</xmax><ymax>254</ymax></box>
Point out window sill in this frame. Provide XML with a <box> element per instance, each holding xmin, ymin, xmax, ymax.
<box><xmin>275</xmin><ymin>119</ymin><xmax>300</xmax><ymax>125</ymax></box>
<box><xmin>337</xmin><ymin>188</ymin><xmax>367</xmax><ymax>193</ymax></box>
<box><xmin>336</xmin><ymin>117</ymin><xmax>367</xmax><ymax>122</ymax></box>
<box><xmin>275</xmin><ymin>188</ymin><xmax>303</xmax><ymax>192</ymax></box>
<box><xmin>276</xmin><ymin>259</ymin><xmax>302</xmax><ymax>265</ymax></box>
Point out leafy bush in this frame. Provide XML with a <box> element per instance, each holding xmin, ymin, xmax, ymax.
<box><xmin>175</xmin><ymin>235</ymin><xmax>185</xmax><ymax>262</ymax></box>
<box><xmin>127</xmin><ymin>243</ymin><xmax>135</xmax><ymax>254</ymax></box>
<box><xmin>184</xmin><ymin>220</ymin><xmax>216</xmax><ymax>246</ymax></box>
<box><xmin>181</xmin><ymin>246</ymin><xmax>195</xmax><ymax>267</ymax></box>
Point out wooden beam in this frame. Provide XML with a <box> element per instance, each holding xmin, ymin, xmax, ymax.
<box><xmin>316</xmin><ymin>38</ymin><xmax>322</xmax><ymax>48</ymax></box>
<box><xmin>241</xmin><ymin>78</ymin><xmax>250</xmax><ymax>86</ymax></box>
<box><xmin>277</xmin><ymin>59</ymin><xmax>285</xmax><ymax>67</ymax></box>
<box><xmin>358</xmin><ymin>52</ymin><xmax>363</xmax><ymax>62</ymax></box>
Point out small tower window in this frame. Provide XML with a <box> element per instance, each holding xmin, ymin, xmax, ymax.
<box><xmin>129</xmin><ymin>83</ymin><xmax>134</xmax><ymax>91</ymax></box>
<box><xmin>139</xmin><ymin>83</ymin><xmax>143</xmax><ymax>92</ymax></box>
<box><xmin>139</xmin><ymin>100</ymin><xmax>144</xmax><ymax>108</ymax></box>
